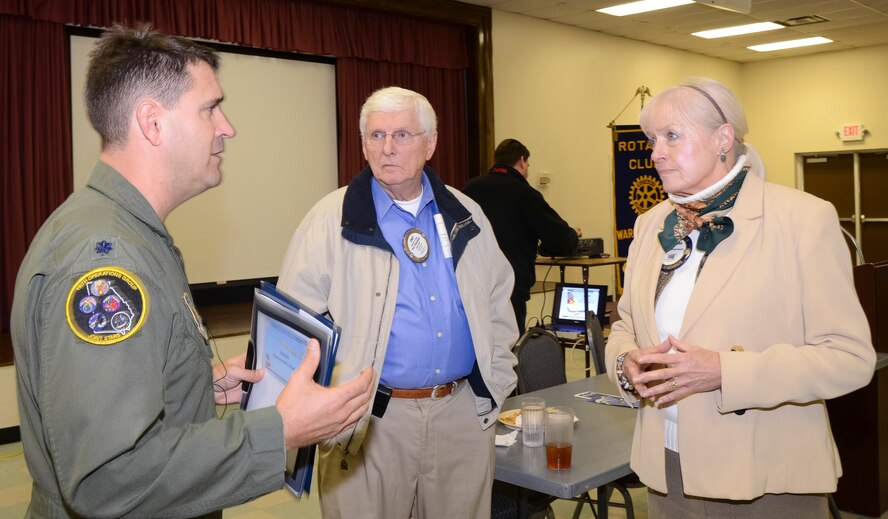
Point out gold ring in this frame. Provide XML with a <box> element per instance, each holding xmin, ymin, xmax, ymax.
<box><xmin>670</xmin><ymin>378</ymin><xmax>677</xmax><ymax>391</ymax></box>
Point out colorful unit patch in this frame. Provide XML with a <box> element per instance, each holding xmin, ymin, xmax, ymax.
<box><xmin>65</xmin><ymin>267</ymin><xmax>149</xmax><ymax>345</ymax></box>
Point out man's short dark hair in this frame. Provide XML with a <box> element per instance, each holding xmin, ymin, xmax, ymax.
<box><xmin>493</xmin><ymin>139</ymin><xmax>530</xmax><ymax>167</ymax></box>
<box><xmin>85</xmin><ymin>23</ymin><xmax>220</xmax><ymax>149</ymax></box>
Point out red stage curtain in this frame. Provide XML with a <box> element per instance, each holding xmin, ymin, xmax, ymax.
<box><xmin>0</xmin><ymin>0</ymin><xmax>474</xmax><ymax>359</ymax></box>
<box><xmin>0</xmin><ymin>0</ymin><xmax>469</xmax><ymax>69</ymax></box>
<box><xmin>0</xmin><ymin>15</ymin><xmax>72</xmax><ymax>348</ymax></box>
<box><xmin>336</xmin><ymin>57</ymin><xmax>468</xmax><ymax>188</ymax></box>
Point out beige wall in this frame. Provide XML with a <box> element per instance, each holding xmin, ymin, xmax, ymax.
<box><xmin>491</xmin><ymin>11</ymin><xmax>888</xmax><ymax>299</ymax></box>
<box><xmin>491</xmin><ymin>11</ymin><xmax>739</xmax><ymax>292</ymax></box>
<box><xmin>741</xmin><ymin>44</ymin><xmax>888</xmax><ymax>187</ymax></box>
<box><xmin>0</xmin><ymin>365</ymin><xmax>16</xmax><ymax>428</ymax></box>
<box><xmin>5</xmin><ymin>11</ymin><xmax>886</xmax><ymax>430</ymax></box>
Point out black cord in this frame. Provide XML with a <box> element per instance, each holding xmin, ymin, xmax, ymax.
<box><xmin>206</xmin><ymin>322</ymin><xmax>233</xmax><ymax>418</ymax></box>
<box><xmin>538</xmin><ymin>264</ymin><xmax>555</xmax><ymax>325</ymax></box>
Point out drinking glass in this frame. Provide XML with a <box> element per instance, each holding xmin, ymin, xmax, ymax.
<box><xmin>545</xmin><ymin>406</ymin><xmax>574</xmax><ymax>470</ymax></box>
<box><xmin>520</xmin><ymin>397</ymin><xmax>545</xmax><ymax>447</ymax></box>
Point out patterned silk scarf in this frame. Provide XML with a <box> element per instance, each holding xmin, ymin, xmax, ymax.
<box><xmin>654</xmin><ymin>168</ymin><xmax>748</xmax><ymax>304</ymax></box>
<box><xmin>658</xmin><ymin>169</ymin><xmax>748</xmax><ymax>254</ymax></box>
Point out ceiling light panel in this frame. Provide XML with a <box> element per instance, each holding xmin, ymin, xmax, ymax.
<box><xmin>693</xmin><ymin>22</ymin><xmax>784</xmax><ymax>39</ymax></box>
<box><xmin>597</xmin><ymin>0</ymin><xmax>694</xmax><ymax>17</ymax></box>
<box><xmin>748</xmin><ymin>36</ymin><xmax>833</xmax><ymax>52</ymax></box>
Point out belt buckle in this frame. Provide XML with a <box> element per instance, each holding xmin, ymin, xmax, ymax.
<box><xmin>430</xmin><ymin>380</ymin><xmax>458</xmax><ymax>400</ymax></box>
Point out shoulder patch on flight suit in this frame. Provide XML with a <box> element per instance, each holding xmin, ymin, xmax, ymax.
<box><xmin>65</xmin><ymin>266</ymin><xmax>149</xmax><ymax>345</ymax></box>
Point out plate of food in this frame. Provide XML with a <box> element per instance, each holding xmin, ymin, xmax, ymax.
<box><xmin>497</xmin><ymin>407</ymin><xmax>580</xmax><ymax>430</ymax></box>
<box><xmin>498</xmin><ymin>409</ymin><xmax>522</xmax><ymax>430</ymax></box>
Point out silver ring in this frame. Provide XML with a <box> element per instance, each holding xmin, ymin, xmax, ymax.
<box><xmin>670</xmin><ymin>378</ymin><xmax>677</xmax><ymax>391</ymax></box>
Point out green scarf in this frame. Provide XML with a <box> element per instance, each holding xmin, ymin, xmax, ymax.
<box><xmin>658</xmin><ymin>169</ymin><xmax>748</xmax><ymax>256</ymax></box>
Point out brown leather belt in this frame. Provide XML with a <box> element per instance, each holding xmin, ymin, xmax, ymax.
<box><xmin>389</xmin><ymin>378</ymin><xmax>466</xmax><ymax>400</ymax></box>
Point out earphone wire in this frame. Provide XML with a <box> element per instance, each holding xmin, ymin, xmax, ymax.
<box><xmin>207</xmin><ymin>322</ymin><xmax>233</xmax><ymax>418</ymax></box>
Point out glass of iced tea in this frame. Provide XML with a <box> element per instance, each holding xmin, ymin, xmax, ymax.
<box><xmin>544</xmin><ymin>406</ymin><xmax>574</xmax><ymax>470</ymax></box>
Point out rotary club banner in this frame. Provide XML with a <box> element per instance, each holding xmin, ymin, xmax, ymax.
<box><xmin>612</xmin><ymin>125</ymin><xmax>664</xmax><ymax>291</ymax></box>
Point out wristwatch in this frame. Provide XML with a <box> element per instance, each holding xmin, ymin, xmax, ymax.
<box><xmin>615</xmin><ymin>351</ymin><xmax>635</xmax><ymax>392</ymax></box>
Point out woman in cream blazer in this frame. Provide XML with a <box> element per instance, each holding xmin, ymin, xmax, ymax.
<box><xmin>605</xmin><ymin>77</ymin><xmax>875</xmax><ymax>519</ymax></box>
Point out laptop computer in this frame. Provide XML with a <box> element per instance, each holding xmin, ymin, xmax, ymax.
<box><xmin>550</xmin><ymin>282</ymin><xmax>608</xmax><ymax>339</ymax></box>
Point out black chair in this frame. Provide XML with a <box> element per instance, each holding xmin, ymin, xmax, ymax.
<box><xmin>491</xmin><ymin>479</ymin><xmax>556</xmax><ymax>519</ymax></box>
<box><xmin>493</xmin><ymin>327</ymin><xmax>563</xmax><ymax>518</ymax></box>
<box><xmin>586</xmin><ymin>309</ymin><xmax>607</xmax><ymax>377</ymax></box>
<box><xmin>828</xmin><ymin>494</ymin><xmax>841</xmax><ymax>519</ymax></box>
<box><xmin>498</xmin><ymin>327</ymin><xmax>607</xmax><ymax>519</ymax></box>
<box><xmin>515</xmin><ymin>327</ymin><xmax>567</xmax><ymax>394</ymax></box>
<box><xmin>580</xmin><ymin>310</ymin><xmax>639</xmax><ymax>519</ymax></box>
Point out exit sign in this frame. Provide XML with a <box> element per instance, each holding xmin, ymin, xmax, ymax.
<box><xmin>840</xmin><ymin>124</ymin><xmax>865</xmax><ymax>141</ymax></box>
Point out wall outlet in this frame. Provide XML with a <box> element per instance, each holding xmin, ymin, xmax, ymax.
<box><xmin>538</xmin><ymin>171</ymin><xmax>552</xmax><ymax>186</ymax></box>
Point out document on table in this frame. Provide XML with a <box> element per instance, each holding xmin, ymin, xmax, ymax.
<box><xmin>574</xmin><ymin>390</ymin><xmax>638</xmax><ymax>408</ymax></box>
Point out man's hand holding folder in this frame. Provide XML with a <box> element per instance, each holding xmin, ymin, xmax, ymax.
<box><xmin>214</xmin><ymin>344</ymin><xmax>373</xmax><ymax>450</ymax></box>
<box><xmin>275</xmin><ymin>339</ymin><xmax>374</xmax><ymax>450</ymax></box>
<box><xmin>213</xmin><ymin>352</ymin><xmax>265</xmax><ymax>405</ymax></box>
<box><xmin>239</xmin><ymin>281</ymin><xmax>372</xmax><ymax>496</ymax></box>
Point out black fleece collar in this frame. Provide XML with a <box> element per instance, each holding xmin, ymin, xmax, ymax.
<box><xmin>340</xmin><ymin>165</ymin><xmax>479</xmax><ymax>265</ymax></box>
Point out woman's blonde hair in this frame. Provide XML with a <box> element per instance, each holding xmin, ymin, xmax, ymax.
<box><xmin>639</xmin><ymin>77</ymin><xmax>765</xmax><ymax>178</ymax></box>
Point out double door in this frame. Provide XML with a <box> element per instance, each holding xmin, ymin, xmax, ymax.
<box><xmin>797</xmin><ymin>151</ymin><xmax>888</xmax><ymax>264</ymax></box>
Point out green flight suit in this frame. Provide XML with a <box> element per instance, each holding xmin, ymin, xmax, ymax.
<box><xmin>11</xmin><ymin>162</ymin><xmax>285</xmax><ymax>518</ymax></box>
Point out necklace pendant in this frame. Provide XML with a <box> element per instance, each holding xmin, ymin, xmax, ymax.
<box><xmin>661</xmin><ymin>236</ymin><xmax>692</xmax><ymax>272</ymax></box>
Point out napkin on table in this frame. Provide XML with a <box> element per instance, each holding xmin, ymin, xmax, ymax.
<box><xmin>495</xmin><ymin>430</ymin><xmax>519</xmax><ymax>447</ymax></box>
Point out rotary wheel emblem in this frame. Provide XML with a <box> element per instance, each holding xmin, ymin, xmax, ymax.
<box><xmin>628</xmin><ymin>175</ymin><xmax>665</xmax><ymax>215</ymax></box>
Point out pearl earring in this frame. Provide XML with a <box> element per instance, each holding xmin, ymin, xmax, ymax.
<box><xmin>719</xmin><ymin>150</ymin><xmax>727</xmax><ymax>163</ymax></box>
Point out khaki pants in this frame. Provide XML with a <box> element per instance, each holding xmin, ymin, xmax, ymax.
<box><xmin>317</xmin><ymin>382</ymin><xmax>495</xmax><ymax>519</ymax></box>
<box><xmin>648</xmin><ymin>448</ymin><xmax>828</xmax><ymax>519</ymax></box>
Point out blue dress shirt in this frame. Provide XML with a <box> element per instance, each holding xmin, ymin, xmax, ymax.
<box><xmin>371</xmin><ymin>172</ymin><xmax>476</xmax><ymax>388</ymax></box>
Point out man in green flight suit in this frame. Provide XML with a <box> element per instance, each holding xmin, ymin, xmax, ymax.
<box><xmin>10</xmin><ymin>24</ymin><xmax>373</xmax><ymax>518</ymax></box>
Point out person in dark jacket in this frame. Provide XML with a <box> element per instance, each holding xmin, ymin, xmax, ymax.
<box><xmin>464</xmin><ymin>139</ymin><xmax>580</xmax><ymax>333</ymax></box>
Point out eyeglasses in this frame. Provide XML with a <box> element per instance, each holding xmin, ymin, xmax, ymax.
<box><xmin>364</xmin><ymin>130</ymin><xmax>425</xmax><ymax>146</ymax></box>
